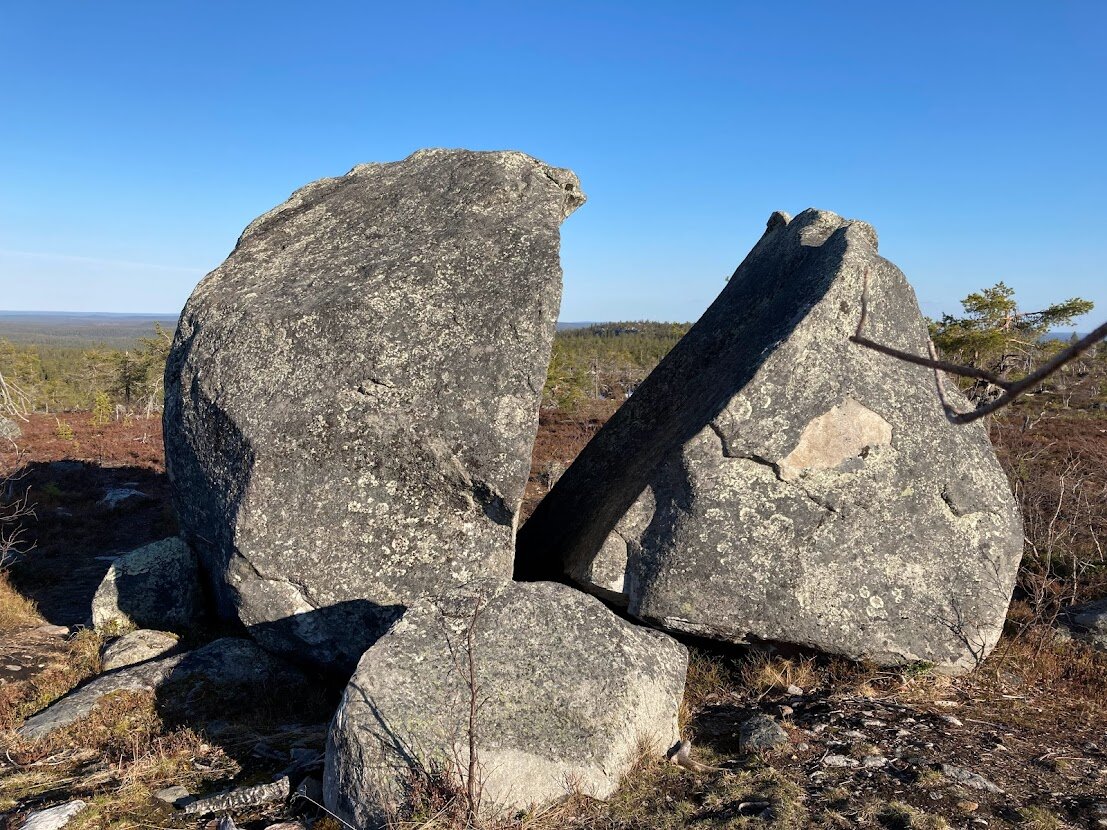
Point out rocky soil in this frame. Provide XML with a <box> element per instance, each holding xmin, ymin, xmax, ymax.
<box><xmin>1</xmin><ymin>414</ymin><xmax>1105</xmax><ymax>829</ymax></box>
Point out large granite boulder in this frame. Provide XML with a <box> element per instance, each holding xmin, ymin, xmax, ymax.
<box><xmin>91</xmin><ymin>537</ymin><xmax>203</xmax><ymax>634</ymax></box>
<box><xmin>517</xmin><ymin>209</ymin><xmax>1022</xmax><ymax>673</ymax></box>
<box><xmin>324</xmin><ymin>581</ymin><xmax>687</xmax><ymax>827</ymax></box>
<box><xmin>164</xmin><ymin>149</ymin><xmax>584</xmax><ymax>672</ymax></box>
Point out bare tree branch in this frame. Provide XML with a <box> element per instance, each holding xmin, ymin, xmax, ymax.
<box><xmin>849</xmin><ymin>268</ymin><xmax>1107</xmax><ymax>424</ymax></box>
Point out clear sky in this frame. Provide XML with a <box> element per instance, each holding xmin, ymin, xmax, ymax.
<box><xmin>1</xmin><ymin>1</ymin><xmax>1103</xmax><ymax>327</ymax></box>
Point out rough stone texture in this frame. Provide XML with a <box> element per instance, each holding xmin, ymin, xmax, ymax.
<box><xmin>18</xmin><ymin>638</ymin><xmax>298</xmax><ymax>740</ymax></box>
<box><xmin>324</xmin><ymin>581</ymin><xmax>687</xmax><ymax>827</ymax></box>
<box><xmin>164</xmin><ymin>149</ymin><xmax>584</xmax><ymax>673</ymax></box>
<box><xmin>18</xmin><ymin>801</ymin><xmax>87</xmax><ymax>830</ymax></box>
<box><xmin>517</xmin><ymin>209</ymin><xmax>1022</xmax><ymax>673</ymax></box>
<box><xmin>0</xmin><ymin>416</ymin><xmax>22</xmax><ymax>440</ymax></box>
<box><xmin>1059</xmin><ymin>597</ymin><xmax>1107</xmax><ymax>651</ymax></box>
<box><xmin>182</xmin><ymin>777</ymin><xmax>290</xmax><ymax>815</ymax></box>
<box><xmin>101</xmin><ymin>629</ymin><xmax>180</xmax><ymax>671</ymax></box>
<box><xmin>739</xmin><ymin>715</ymin><xmax>789</xmax><ymax>752</ymax></box>
<box><xmin>91</xmin><ymin>537</ymin><xmax>202</xmax><ymax>634</ymax></box>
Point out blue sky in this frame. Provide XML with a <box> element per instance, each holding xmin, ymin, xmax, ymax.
<box><xmin>1</xmin><ymin>1</ymin><xmax>1103</xmax><ymax>327</ymax></box>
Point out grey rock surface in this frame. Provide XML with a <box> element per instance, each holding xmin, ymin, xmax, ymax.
<box><xmin>517</xmin><ymin>209</ymin><xmax>1022</xmax><ymax>673</ymax></box>
<box><xmin>1058</xmin><ymin>597</ymin><xmax>1107</xmax><ymax>651</ymax></box>
<box><xmin>164</xmin><ymin>149</ymin><xmax>584</xmax><ymax>672</ymax></box>
<box><xmin>0</xmin><ymin>416</ymin><xmax>22</xmax><ymax>440</ymax></box>
<box><xmin>739</xmin><ymin>714</ymin><xmax>789</xmax><ymax>751</ymax></box>
<box><xmin>153</xmin><ymin>785</ymin><xmax>191</xmax><ymax>807</ymax></box>
<box><xmin>324</xmin><ymin>580</ymin><xmax>686</xmax><ymax>827</ymax></box>
<box><xmin>18</xmin><ymin>637</ymin><xmax>298</xmax><ymax>740</ymax></box>
<box><xmin>18</xmin><ymin>801</ymin><xmax>87</xmax><ymax>830</ymax></box>
<box><xmin>101</xmin><ymin>629</ymin><xmax>180</xmax><ymax>670</ymax></box>
<box><xmin>98</xmin><ymin>487</ymin><xmax>150</xmax><ymax>509</ymax></box>
<box><xmin>939</xmin><ymin>763</ymin><xmax>1003</xmax><ymax>793</ymax></box>
<box><xmin>91</xmin><ymin>537</ymin><xmax>202</xmax><ymax>633</ymax></box>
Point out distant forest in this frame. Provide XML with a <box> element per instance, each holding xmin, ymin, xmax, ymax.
<box><xmin>0</xmin><ymin>320</ymin><xmax>692</xmax><ymax>415</ymax></box>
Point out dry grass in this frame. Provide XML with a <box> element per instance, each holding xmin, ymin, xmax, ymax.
<box><xmin>738</xmin><ymin>653</ymin><xmax>817</xmax><ymax>699</ymax></box>
<box><xmin>0</xmin><ymin>627</ymin><xmax>102</xmax><ymax>730</ymax></box>
<box><xmin>1</xmin><ymin>690</ymin><xmax>238</xmax><ymax>828</ymax></box>
<box><xmin>0</xmin><ymin>570</ymin><xmax>42</xmax><ymax>631</ymax></box>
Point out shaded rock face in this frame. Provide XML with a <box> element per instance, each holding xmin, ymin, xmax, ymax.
<box><xmin>324</xmin><ymin>581</ymin><xmax>687</xmax><ymax>827</ymax></box>
<box><xmin>164</xmin><ymin>149</ymin><xmax>584</xmax><ymax>672</ymax></box>
<box><xmin>518</xmin><ymin>209</ymin><xmax>1022</xmax><ymax>673</ymax></box>
<box><xmin>91</xmin><ymin>537</ymin><xmax>203</xmax><ymax>634</ymax></box>
<box><xmin>18</xmin><ymin>637</ymin><xmax>304</xmax><ymax>740</ymax></box>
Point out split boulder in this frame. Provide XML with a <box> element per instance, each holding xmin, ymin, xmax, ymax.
<box><xmin>324</xmin><ymin>581</ymin><xmax>687</xmax><ymax>827</ymax></box>
<box><xmin>164</xmin><ymin>149</ymin><xmax>584</xmax><ymax>672</ymax></box>
<box><xmin>517</xmin><ymin>209</ymin><xmax>1022</xmax><ymax>672</ymax></box>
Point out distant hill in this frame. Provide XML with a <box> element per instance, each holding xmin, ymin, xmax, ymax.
<box><xmin>556</xmin><ymin>321</ymin><xmax>596</xmax><ymax>331</ymax></box>
<box><xmin>0</xmin><ymin>314</ymin><xmax>666</xmax><ymax>349</ymax></box>
<box><xmin>0</xmin><ymin>311</ymin><xmax>179</xmax><ymax>350</ymax></box>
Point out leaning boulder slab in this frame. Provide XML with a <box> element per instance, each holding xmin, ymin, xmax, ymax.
<box><xmin>91</xmin><ymin>537</ymin><xmax>202</xmax><ymax>634</ymax></box>
<box><xmin>18</xmin><ymin>637</ymin><xmax>300</xmax><ymax>740</ymax></box>
<box><xmin>324</xmin><ymin>581</ymin><xmax>687</xmax><ymax>827</ymax></box>
<box><xmin>101</xmin><ymin>629</ymin><xmax>180</xmax><ymax>671</ymax></box>
<box><xmin>517</xmin><ymin>209</ymin><xmax>1022</xmax><ymax>673</ymax></box>
<box><xmin>164</xmin><ymin>149</ymin><xmax>584</xmax><ymax>672</ymax></box>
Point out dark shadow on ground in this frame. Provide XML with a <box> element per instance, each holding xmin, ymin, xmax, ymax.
<box><xmin>6</xmin><ymin>460</ymin><xmax>177</xmax><ymax>627</ymax></box>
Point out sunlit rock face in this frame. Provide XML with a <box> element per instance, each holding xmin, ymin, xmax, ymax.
<box><xmin>518</xmin><ymin>209</ymin><xmax>1022</xmax><ymax>673</ymax></box>
<box><xmin>164</xmin><ymin>149</ymin><xmax>584</xmax><ymax>672</ymax></box>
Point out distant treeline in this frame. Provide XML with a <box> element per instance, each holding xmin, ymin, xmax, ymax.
<box><xmin>1</xmin><ymin>320</ymin><xmax>692</xmax><ymax>416</ymax></box>
<box><xmin>0</xmin><ymin>325</ymin><xmax>171</xmax><ymax>414</ymax></box>
<box><xmin>0</xmin><ymin>314</ymin><xmax>179</xmax><ymax>350</ymax></box>
<box><xmin>543</xmin><ymin>321</ymin><xmax>691</xmax><ymax>410</ymax></box>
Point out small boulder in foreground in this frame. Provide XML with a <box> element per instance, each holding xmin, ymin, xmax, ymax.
<box><xmin>324</xmin><ymin>580</ymin><xmax>687</xmax><ymax>827</ymax></box>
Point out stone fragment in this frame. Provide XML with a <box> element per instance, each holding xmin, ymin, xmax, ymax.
<box><xmin>91</xmin><ymin>537</ymin><xmax>202</xmax><ymax>634</ymax></box>
<box><xmin>164</xmin><ymin>149</ymin><xmax>584</xmax><ymax>672</ymax></box>
<box><xmin>939</xmin><ymin>763</ymin><xmax>1002</xmax><ymax>793</ymax></box>
<box><xmin>739</xmin><ymin>714</ymin><xmax>789</xmax><ymax>751</ymax></box>
<box><xmin>518</xmin><ymin>209</ymin><xmax>1022</xmax><ymax>673</ymax></box>
<box><xmin>324</xmin><ymin>581</ymin><xmax>686</xmax><ymax>827</ymax></box>
<box><xmin>182</xmin><ymin>777</ymin><xmax>290</xmax><ymax>815</ymax></box>
<box><xmin>18</xmin><ymin>801</ymin><xmax>86</xmax><ymax>830</ymax></box>
<box><xmin>0</xmin><ymin>416</ymin><xmax>22</xmax><ymax>440</ymax></box>
<box><xmin>101</xmin><ymin>629</ymin><xmax>179</xmax><ymax>670</ymax></box>
<box><xmin>153</xmin><ymin>785</ymin><xmax>191</xmax><ymax>807</ymax></box>
<box><xmin>98</xmin><ymin>488</ymin><xmax>150</xmax><ymax>509</ymax></box>
<box><xmin>1059</xmin><ymin>597</ymin><xmax>1107</xmax><ymax>651</ymax></box>
<box><xmin>822</xmin><ymin>754</ymin><xmax>860</xmax><ymax>768</ymax></box>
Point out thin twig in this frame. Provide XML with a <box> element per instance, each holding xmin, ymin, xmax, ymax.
<box><xmin>850</xmin><ymin>268</ymin><xmax>1107</xmax><ymax>424</ymax></box>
